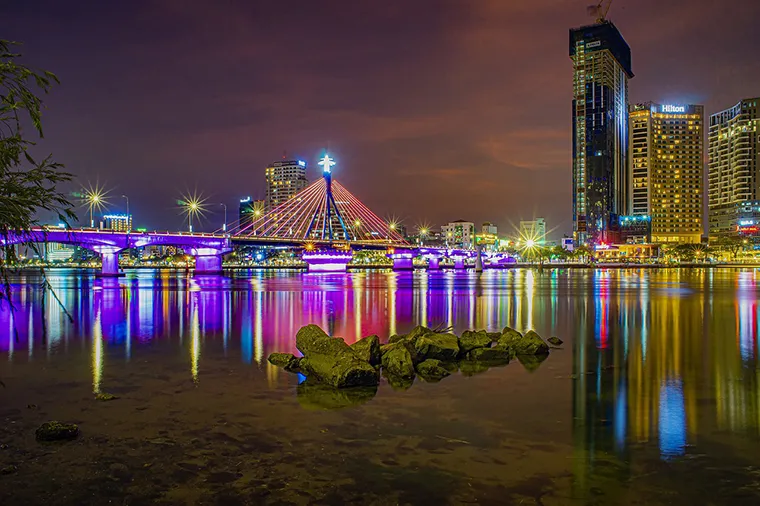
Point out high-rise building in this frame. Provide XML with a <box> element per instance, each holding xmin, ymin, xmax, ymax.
<box><xmin>265</xmin><ymin>159</ymin><xmax>308</xmax><ymax>210</ymax></box>
<box><xmin>481</xmin><ymin>222</ymin><xmax>498</xmax><ymax>235</ymax></box>
<box><xmin>519</xmin><ymin>218</ymin><xmax>547</xmax><ymax>245</ymax></box>
<box><xmin>441</xmin><ymin>220</ymin><xmax>475</xmax><ymax>249</ymax></box>
<box><xmin>708</xmin><ymin>98</ymin><xmax>760</xmax><ymax>238</ymax></box>
<box><xmin>570</xmin><ymin>22</ymin><xmax>633</xmax><ymax>245</ymax></box>
<box><xmin>102</xmin><ymin>214</ymin><xmax>132</xmax><ymax>232</ymax></box>
<box><xmin>628</xmin><ymin>103</ymin><xmax>704</xmax><ymax>244</ymax></box>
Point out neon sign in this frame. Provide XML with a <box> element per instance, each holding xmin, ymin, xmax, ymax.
<box><xmin>586</xmin><ymin>41</ymin><xmax>601</xmax><ymax>49</ymax></box>
<box><xmin>662</xmin><ymin>105</ymin><xmax>686</xmax><ymax>113</ymax></box>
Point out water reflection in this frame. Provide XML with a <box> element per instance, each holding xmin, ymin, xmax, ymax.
<box><xmin>1</xmin><ymin>269</ymin><xmax>759</xmax><ymax>455</ymax></box>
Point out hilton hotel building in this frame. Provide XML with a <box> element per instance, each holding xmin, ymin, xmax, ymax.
<box><xmin>628</xmin><ymin>103</ymin><xmax>704</xmax><ymax>244</ymax></box>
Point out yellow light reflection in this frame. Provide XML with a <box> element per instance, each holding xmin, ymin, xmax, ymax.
<box><xmin>190</xmin><ymin>297</ymin><xmax>200</xmax><ymax>384</ymax></box>
<box><xmin>92</xmin><ymin>308</ymin><xmax>103</xmax><ymax>394</ymax></box>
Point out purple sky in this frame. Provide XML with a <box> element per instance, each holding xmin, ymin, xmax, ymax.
<box><xmin>5</xmin><ymin>0</ymin><xmax>760</xmax><ymax>236</ymax></box>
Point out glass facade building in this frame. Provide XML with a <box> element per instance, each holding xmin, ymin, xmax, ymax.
<box><xmin>570</xmin><ymin>22</ymin><xmax>633</xmax><ymax>245</ymax></box>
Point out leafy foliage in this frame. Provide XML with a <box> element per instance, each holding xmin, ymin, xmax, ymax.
<box><xmin>0</xmin><ymin>39</ymin><xmax>75</xmax><ymax>304</ymax></box>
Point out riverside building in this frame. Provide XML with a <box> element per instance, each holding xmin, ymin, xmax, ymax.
<box><xmin>708</xmin><ymin>98</ymin><xmax>760</xmax><ymax>242</ymax></box>
<box><xmin>570</xmin><ymin>21</ymin><xmax>633</xmax><ymax>245</ymax></box>
<box><xmin>628</xmin><ymin>103</ymin><xmax>704</xmax><ymax>244</ymax></box>
<box><xmin>265</xmin><ymin>159</ymin><xmax>308</xmax><ymax>210</ymax></box>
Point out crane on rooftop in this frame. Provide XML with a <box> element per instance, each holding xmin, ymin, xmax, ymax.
<box><xmin>587</xmin><ymin>0</ymin><xmax>613</xmax><ymax>24</ymax></box>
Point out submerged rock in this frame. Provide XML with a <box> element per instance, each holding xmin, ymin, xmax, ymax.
<box><xmin>458</xmin><ymin>360</ymin><xmax>491</xmax><ymax>377</ymax></box>
<box><xmin>383</xmin><ymin>370</ymin><xmax>415</xmax><ymax>391</ymax></box>
<box><xmin>414</xmin><ymin>333</ymin><xmax>460</xmax><ymax>362</ymax></box>
<box><xmin>459</xmin><ymin>330</ymin><xmax>492</xmax><ymax>354</ymax></box>
<box><xmin>35</xmin><ymin>421</ymin><xmax>79</xmax><ymax>442</ymax></box>
<box><xmin>468</xmin><ymin>346</ymin><xmax>512</xmax><ymax>363</ymax></box>
<box><xmin>295</xmin><ymin>325</ymin><xmax>379</xmax><ymax>388</ymax></box>
<box><xmin>416</xmin><ymin>359</ymin><xmax>451</xmax><ymax>381</ymax></box>
<box><xmin>267</xmin><ymin>353</ymin><xmax>302</xmax><ymax>372</ymax></box>
<box><xmin>95</xmin><ymin>392</ymin><xmax>119</xmax><ymax>401</ymax></box>
<box><xmin>297</xmin><ymin>382</ymin><xmax>377</xmax><ymax>410</ymax></box>
<box><xmin>381</xmin><ymin>342</ymin><xmax>416</xmax><ymax>380</ymax></box>
<box><xmin>547</xmin><ymin>336</ymin><xmax>563</xmax><ymax>346</ymax></box>
<box><xmin>499</xmin><ymin>329</ymin><xmax>549</xmax><ymax>356</ymax></box>
<box><xmin>350</xmin><ymin>335</ymin><xmax>381</xmax><ymax>366</ymax></box>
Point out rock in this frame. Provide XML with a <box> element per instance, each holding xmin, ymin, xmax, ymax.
<box><xmin>486</xmin><ymin>332</ymin><xmax>502</xmax><ymax>342</ymax></box>
<box><xmin>297</xmin><ymin>382</ymin><xmax>377</xmax><ymax>410</ymax></box>
<box><xmin>407</xmin><ymin>325</ymin><xmax>432</xmax><ymax>342</ymax></box>
<box><xmin>35</xmin><ymin>421</ymin><xmax>79</xmax><ymax>442</ymax></box>
<box><xmin>294</xmin><ymin>325</ymin><xmax>379</xmax><ymax>388</ymax></box>
<box><xmin>350</xmin><ymin>335</ymin><xmax>381</xmax><ymax>366</ymax></box>
<box><xmin>414</xmin><ymin>333</ymin><xmax>460</xmax><ymax>362</ymax></box>
<box><xmin>267</xmin><ymin>352</ymin><xmax>301</xmax><ymax>371</ymax></box>
<box><xmin>109</xmin><ymin>463</ymin><xmax>132</xmax><ymax>482</ymax></box>
<box><xmin>517</xmin><ymin>353</ymin><xmax>548</xmax><ymax>372</ymax></box>
<box><xmin>95</xmin><ymin>392</ymin><xmax>119</xmax><ymax>401</ymax></box>
<box><xmin>499</xmin><ymin>329</ymin><xmax>549</xmax><ymax>355</ymax></box>
<box><xmin>547</xmin><ymin>336</ymin><xmax>563</xmax><ymax>346</ymax></box>
<box><xmin>381</xmin><ymin>342</ymin><xmax>416</xmax><ymax>380</ymax></box>
<box><xmin>459</xmin><ymin>330</ymin><xmax>492</xmax><ymax>354</ymax></box>
<box><xmin>501</xmin><ymin>326</ymin><xmax>522</xmax><ymax>336</ymax></box>
<box><xmin>416</xmin><ymin>359</ymin><xmax>450</xmax><ymax>381</ymax></box>
<box><xmin>388</xmin><ymin>334</ymin><xmax>407</xmax><ymax>344</ymax></box>
<box><xmin>1</xmin><ymin>465</ymin><xmax>18</xmax><ymax>475</ymax></box>
<box><xmin>383</xmin><ymin>370</ymin><xmax>415</xmax><ymax>391</ymax></box>
<box><xmin>468</xmin><ymin>346</ymin><xmax>512</xmax><ymax>363</ymax></box>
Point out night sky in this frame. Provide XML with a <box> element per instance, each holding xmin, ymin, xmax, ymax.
<box><xmin>5</xmin><ymin>0</ymin><xmax>760</xmax><ymax>236</ymax></box>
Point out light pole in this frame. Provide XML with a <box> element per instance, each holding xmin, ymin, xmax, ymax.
<box><xmin>219</xmin><ymin>203</ymin><xmax>227</xmax><ymax>233</ymax></box>
<box><xmin>121</xmin><ymin>195</ymin><xmax>130</xmax><ymax>231</ymax></box>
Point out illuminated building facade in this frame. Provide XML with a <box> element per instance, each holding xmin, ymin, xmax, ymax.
<box><xmin>570</xmin><ymin>22</ymin><xmax>633</xmax><ymax>245</ymax></box>
<box><xmin>481</xmin><ymin>222</ymin><xmax>498</xmax><ymax>235</ymax></box>
<box><xmin>629</xmin><ymin>103</ymin><xmax>704</xmax><ymax>244</ymax></box>
<box><xmin>441</xmin><ymin>220</ymin><xmax>475</xmax><ymax>249</ymax></box>
<box><xmin>265</xmin><ymin>159</ymin><xmax>308</xmax><ymax>210</ymax></box>
<box><xmin>708</xmin><ymin>98</ymin><xmax>760</xmax><ymax>238</ymax></box>
<box><xmin>519</xmin><ymin>218</ymin><xmax>546</xmax><ymax>245</ymax></box>
<box><xmin>102</xmin><ymin>214</ymin><xmax>132</xmax><ymax>232</ymax></box>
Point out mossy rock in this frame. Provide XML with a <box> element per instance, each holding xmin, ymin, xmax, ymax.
<box><xmin>35</xmin><ymin>421</ymin><xmax>79</xmax><ymax>442</ymax></box>
<box><xmin>381</xmin><ymin>342</ymin><xmax>416</xmax><ymax>380</ymax></box>
<box><xmin>267</xmin><ymin>353</ymin><xmax>302</xmax><ymax>372</ymax></box>
<box><xmin>350</xmin><ymin>335</ymin><xmax>381</xmax><ymax>366</ymax></box>
<box><xmin>416</xmin><ymin>359</ymin><xmax>451</xmax><ymax>382</ymax></box>
<box><xmin>547</xmin><ymin>336</ymin><xmax>563</xmax><ymax>346</ymax></box>
<box><xmin>459</xmin><ymin>330</ymin><xmax>492</xmax><ymax>354</ymax></box>
<box><xmin>95</xmin><ymin>392</ymin><xmax>119</xmax><ymax>401</ymax></box>
<box><xmin>499</xmin><ymin>329</ymin><xmax>549</xmax><ymax>356</ymax></box>
<box><xmin>468</xmin><ymin>346</ymin><xmax>512</xmax><ymax>363</ymax></box>
<box><xmin>414</xmin><ymin>333</ymin><xmax>460</xmax><ymax>362</ymax></box>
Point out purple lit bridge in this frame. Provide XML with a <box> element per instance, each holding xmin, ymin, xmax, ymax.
<box><xmin>2</xmin><ymin>228</ymin><xmax>232</xmax><ymax>276</ymax></box>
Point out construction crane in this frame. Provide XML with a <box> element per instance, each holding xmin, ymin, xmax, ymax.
<box><xmin>587</xmin><ymin>0</ymin><xmax>613</xmax><ymax>23</ymax></box>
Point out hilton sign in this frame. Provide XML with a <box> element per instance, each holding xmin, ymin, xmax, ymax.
<box><xmin>661</xmin><ymin>105</ymin><xmax>686</xmax><ymax>113</ymax></box>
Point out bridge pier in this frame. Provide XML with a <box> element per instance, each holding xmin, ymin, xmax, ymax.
<box><xmin>453</xmin><ymin>257</ymin><xmax>465</xmax><ymax>270</ymax></box>
<box><xmin>302</xmin><ymin>250</ymin><xmax>353</xmax><ymax>272</ymax></box>
<box><xmin>99</xmin><ymin>252</ymin><xmax>122</xmax><ymax>277</ymax></box>
<box><xmin>427</xmin><ymin>257</ymin><xmax>440</xmax><ymax>270</ymax></box>
<box><xmin>475</xmin><ymin>247</ymin><xmax>483</xmax><ymax>273</ymax></box>
<box><xmin>194</xmin><ymin>252</ymin><xmax>224</xmax><ymax>275</ymax></box>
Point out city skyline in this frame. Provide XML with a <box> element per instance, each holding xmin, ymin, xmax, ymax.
<box><xmin>5</xmin><ymin>1</ymin><xmax>760</xmax><ymax>234</ymax></box>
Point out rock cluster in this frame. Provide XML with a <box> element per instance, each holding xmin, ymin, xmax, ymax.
<box><xmin>268</xmin><ymin>324</ymin><xmax>556</xmax><ymax>392</ymax></box>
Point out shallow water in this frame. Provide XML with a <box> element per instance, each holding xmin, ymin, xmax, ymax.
<box><xmin>1</xmin><ymin>268</ymin><xmax>759</xmax><ymax>505</ymax></box>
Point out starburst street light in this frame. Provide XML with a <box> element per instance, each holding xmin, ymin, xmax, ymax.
<box><xmin>178</xmin><ymin>192</ymin><xmax>208</xmax><ymax>233</ymax></box>
<box><xmin>75</xmin><ymin>183</ymin><xmax>111</xmax><ymax>228</ymax></box>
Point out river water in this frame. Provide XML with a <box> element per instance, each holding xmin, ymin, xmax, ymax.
<box><xmin>0</xmin><ymin>268</ymin><xmax>759</xmax><ymax>505</ymax></box>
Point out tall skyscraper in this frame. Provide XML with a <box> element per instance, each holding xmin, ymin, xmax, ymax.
<box><xmin>101</xmin><ymin>214</ymin><xmax>132</xmax><ymax>232</ymax></box>
<box><xmin>570</xmin><ymin>22</ymin><xmax>633</xmax><ymax>245</ymax></box>
<box><xmin>628</xmin><ymin>103</ymin><xmax>704</xmax><ymax>244</ymax></box>
<box><xmin>708</xmin><ymin>98</ymin><xmax>760</xmax><ymax>239</ymax></box>
<box><xmin>265</xmin><ymin>159</ymin><xmax>308</xmax><ymax>210</ymax></box>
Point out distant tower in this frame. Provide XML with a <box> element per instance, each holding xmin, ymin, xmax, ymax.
<box><xmin>308</xmin><ymin>154</ymin><xmax>350</xmax><ymax>241</ymax></box>
<box><xmin>570</xmin><ymin>21</ymin><xmax>633</xmax><ymax>245</ymax></box>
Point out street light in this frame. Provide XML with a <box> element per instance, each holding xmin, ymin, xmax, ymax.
<box><xmin>121</xmin><ymin>195</ymin><xmax>130</xmax><ymax>231</ymax></box>
<box><xmin>219</xmin><ymin>203</ymin><xmax>227</xmax><ymax>233</ymax></box>
<box><xmin>178</xmin><ymin>192</ymin><xmax>207</xmax><ymax>233</ymax></box>
<box><xmin>78</xmin><ymin>184</ymin><xmax>110</xmax><ymax>228</ymax></box>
